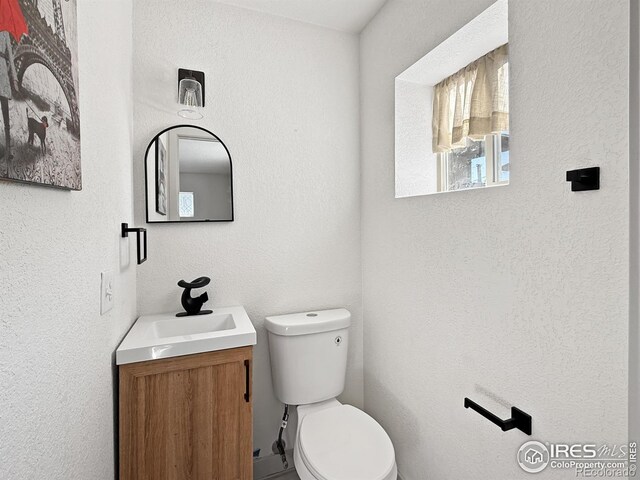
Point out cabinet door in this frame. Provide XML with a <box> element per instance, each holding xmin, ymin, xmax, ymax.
<box><xmin>119</xmin><ymin>347</ymin><xmax>252</xmax><ymax>480</ymax></box>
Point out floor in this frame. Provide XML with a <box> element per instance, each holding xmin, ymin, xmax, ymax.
<box><xmin>271</xmin><ymin>471</ymin><xmax>300</xmax><ymax>480</ymax></box>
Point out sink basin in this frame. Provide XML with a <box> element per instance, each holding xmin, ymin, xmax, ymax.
<box><xmin>116</xmin><ymin>305</ymin><xmax>256</xmax><ymax>365</ymax></box>
<box><xmin>153</xmin><ymin>313</ymin><xmax>235</xmax><ymax>338</ymax></box>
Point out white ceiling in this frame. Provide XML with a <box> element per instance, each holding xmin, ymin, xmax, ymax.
<box><xmin>213</xmin><ymin>0</ymin><xmax>388</xmax><ymax>33</ymax></box>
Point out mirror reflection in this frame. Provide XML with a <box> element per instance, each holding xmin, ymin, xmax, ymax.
<box><xmin>145</xmin><ymin>126</ymin><xmax>233</xmax><ymax>223</ymax></box>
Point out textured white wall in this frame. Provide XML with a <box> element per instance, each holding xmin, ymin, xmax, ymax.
<box><xmin>0</xmin><ymin>1</ymin><xmax>136</xmax><ymax>478</ymax></box>
<box><xmin>395</xmin><ymin>80</ymin><xmax>435</xmax><ymax>197</ymax></box>
<box><xmin>361</xmin><ymin>1</ymin><xmax>630</xmax><ymax>479</ymax></box>
<box><xmin>132</xmin><ymin>0</ymin><xmax>362</xmax><ymax>457</ymax></box>
<box><xmin>631</xmin><ymin>0</ymin><xmax>640</xmax><ymax>450</ymax></box>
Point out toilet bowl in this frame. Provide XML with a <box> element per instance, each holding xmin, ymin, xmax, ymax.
<box><xmin>294</xmin><ymin>399</ymin><xmax>397</xmax><ymax>480</ymax></box>
<box><xmin>265</xmin><ymin>309</ymin><xmax>397</xmax><ymax>480</ymax></box>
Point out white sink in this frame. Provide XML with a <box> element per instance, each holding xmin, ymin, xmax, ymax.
<box><xmin>153</xmin><ymin>313</ymin><xmax>236</xmax><ymax>338</ymax></box>
<box><xmin>116</xmin><ymin>305</ymin><xmax>256</xmax><ymax>365</ymax></box>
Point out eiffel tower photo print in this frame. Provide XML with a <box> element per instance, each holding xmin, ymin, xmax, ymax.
<box><xmin>0</xmin><ymin>0</ymin><xmax>81</xmax><ymax>190</ymax></box>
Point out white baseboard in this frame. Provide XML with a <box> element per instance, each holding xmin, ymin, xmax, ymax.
<box><xmin>253</xmin><ymin>449</ymin><xmax>295</xmax><ymax>480</ymax></box>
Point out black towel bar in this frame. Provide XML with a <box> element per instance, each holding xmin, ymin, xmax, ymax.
<box><xmin>464</xmin><ymin>397</ymin><xmax>531</xmax><ymax>435</ymax></box>
<box><xmin>121</xmin><ymin>223</ymin><xmax>147</xmax><ymax>265</ymax></box>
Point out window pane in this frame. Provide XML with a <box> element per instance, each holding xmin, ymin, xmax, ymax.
<box><xmin>499</xmin><ymin>133</ymin><xmax>510</xmax><ymax>183</ymax></box>
<box><xmin>179</xmin><ymin>192</ymin><xmax>194</xmax><ymax>218</ymax></box>
<box><xmin>446</xmin><ymin>138</ymin><xmax>486</xmax><ymax>191</ymax></box>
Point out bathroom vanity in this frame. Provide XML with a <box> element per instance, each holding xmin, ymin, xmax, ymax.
<box><xmin>116</xmin><ymin>306</ymin><xmax>257</xmax><ymax>480</ymax></box>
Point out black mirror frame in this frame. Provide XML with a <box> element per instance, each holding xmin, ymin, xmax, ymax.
<box><xmin>144</xmin><ymin>124</ymin><xmax>234</xmax><ymax>224</ymax></box>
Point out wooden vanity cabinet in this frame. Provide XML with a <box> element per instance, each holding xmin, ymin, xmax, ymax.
<box><xmin>119</xmin><ymin>346</ymin><xmax>253</xmax><ymax>480</ymax></box>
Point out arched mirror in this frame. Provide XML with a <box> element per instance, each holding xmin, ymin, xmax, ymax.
<box><xmin>145</xmin><ymin>126</ymin><xmax>233</xmax><ymax>223</ymax></box>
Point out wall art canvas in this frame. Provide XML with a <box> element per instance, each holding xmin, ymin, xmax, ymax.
<box><xmin>0</xmin><ymin>0</ymin><xmax>81</xmax><ymax>190</ymax></box>
<box><xmin>155</xmin><ymin>138</ymin><xmax>167</xmax><ymax>215</ymax></box>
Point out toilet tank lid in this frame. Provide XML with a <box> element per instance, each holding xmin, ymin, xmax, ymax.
<box><xmin>265</xmin><ymin>308</ymin><xmax>351</xmax><ymax>336</ymax></box>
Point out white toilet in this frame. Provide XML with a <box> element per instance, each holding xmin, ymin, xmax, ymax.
<box><xmin>265</xmin><ymin>308</ymin><xmax>397</xmax><ymax>480</ymax></box>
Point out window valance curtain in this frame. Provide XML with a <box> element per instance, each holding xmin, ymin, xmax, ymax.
<box><xmin>432</xmin><ymin>44</ymin><xmax>509</xmax><ymax>153</ymax></box>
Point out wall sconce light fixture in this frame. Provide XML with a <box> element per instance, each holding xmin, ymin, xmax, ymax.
<box><xmin>178</xmin><ymin>68</ymin><xmax>205</xmax><ymax>119</ymax></box>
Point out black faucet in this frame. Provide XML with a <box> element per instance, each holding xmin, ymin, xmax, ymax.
<box><xmin>176</xmin><ymin>276</ymin><xmax>212</xmax><ymax>317</ymax></box>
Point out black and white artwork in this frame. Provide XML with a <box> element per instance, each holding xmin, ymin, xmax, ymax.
<box><xmin>155</xmin><ymin>137</ymin><xmax>167</xmax><ymax>215</ymax></box>
<box><xmin>0</xmin><ymin>0</ymin><xmax>81</xmax><ymax>190</ymax></box>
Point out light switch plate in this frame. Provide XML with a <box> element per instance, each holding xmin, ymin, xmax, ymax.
<box><xmin>101</xmin><ymin>270</ymin><xmax>114</xmax><ymax>315</ymax></box>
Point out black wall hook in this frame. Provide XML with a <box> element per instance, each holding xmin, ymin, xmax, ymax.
<box><xmin>464</xmin><ymin>397</ymin><xmax>532</xmax><ymax>435</ymax></box>
<box><xmin>566</xmin><ymin>167</ymin><xmax>599</xmax><ymax>191</ymax></box>
<box><xmin>121</xmin><ymin>223</ymin><xmax>147</xmax><ymax>265</ymax></box>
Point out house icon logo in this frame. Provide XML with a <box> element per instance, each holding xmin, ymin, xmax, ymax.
<box><xmin>526</xmin><ymin>449</ymin><xmax>543</xmax><ymax>464</ymax></box>
<box><xmin>517</xmin><ymin>441</ymin><xmax>550</xmax><ymax>473</ymax></box>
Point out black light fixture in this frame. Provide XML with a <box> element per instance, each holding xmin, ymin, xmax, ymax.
<box><xmin>178</xmin><ymin>68</ymin><xmax>205</xmax><ymax>119</ymax></box>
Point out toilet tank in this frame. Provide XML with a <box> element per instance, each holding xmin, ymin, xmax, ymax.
<box><xmin>265</xmin><ymin>309</ymin><xmax>350</xmax><ymax>405</ymax></box>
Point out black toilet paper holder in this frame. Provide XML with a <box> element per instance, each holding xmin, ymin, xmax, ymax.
<box><xmin>464</xmin><ymin>397</ymin><xmax>532</xmax><ymax>435</ymax></box>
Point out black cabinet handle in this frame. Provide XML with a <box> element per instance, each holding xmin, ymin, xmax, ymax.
<box><xmin>464</xmin><ymin>397</ymin><xmax>531</xmax><ymax>435</ymax></box>
<box><xmin>244</xmin><ymin>360</ymin><xmax>251</xmax><ymax>403</ymax></box>
<box><xmin>121</xmin><ymin>223</ymin><xmax>147</xmax><ymax>265</ymax></box>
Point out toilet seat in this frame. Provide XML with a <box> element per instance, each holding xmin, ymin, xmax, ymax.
<box><xmin>299</xmin><ymin>404</ymin><xmax>396</xmax><ymax>480</ymax></box>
